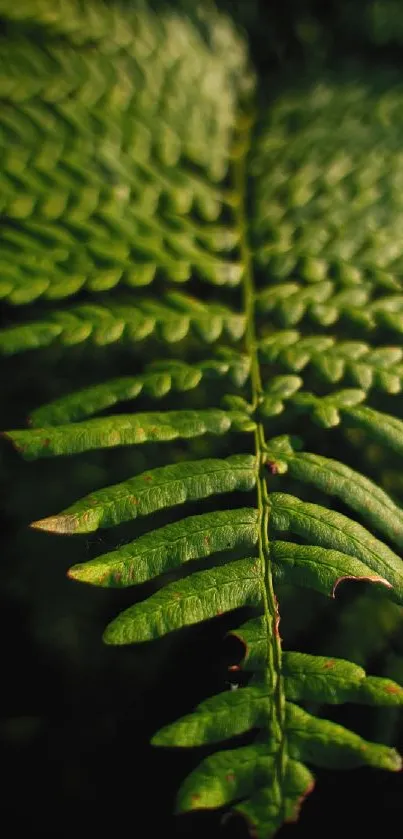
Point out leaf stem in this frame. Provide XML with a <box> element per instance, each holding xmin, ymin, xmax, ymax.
<box><xmin>233</xmin><ymin>112</ymin><xmax>287</xmax><ymax>802</ymax></box>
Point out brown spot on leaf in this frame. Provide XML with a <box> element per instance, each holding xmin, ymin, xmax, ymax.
<box><xmin>143</xmin><ymin>475</ymin><xmax>153</xmax><ymax>482</ymax></box>
<box><xmin>225</xmin><ymin>773</ymin><xmax>235</xmax><ymax>783</ymax></box>
<box><xmin>204</xmin><ymin>536</ymin><xmax>211</xmax><ymax>546</ymax></box>
<box><xmin>273</xmin><ymin>594</ymin><xmax>281</xmax><ymax>640</ymax></box>
<box><xmin>191</xmin><ymin>794</ymin><xmax>201</xmax><ymax>802</ymax></box>
<box><xmin>130</xmin><ymin>496</ymin><xmax>138</xmax><ymax>504</ymax></box>
<box><xmin>323</xmin><ymin>660</ymin><xmax>335</xmax><ymax>670</ymax></box>
<box><xmin>266</xmin><ymin>461</ymin><xmax>279</xmax><ymax>475</ymax></box>
<box><xmin>385</xmin><ymin>683</ymin><xmax>403</xmax><ymax>695</ymax></box>
<box><xmin>41</xmin><ymin>439</ymin><xmax>51</xmax><ymax>448</ymax></box>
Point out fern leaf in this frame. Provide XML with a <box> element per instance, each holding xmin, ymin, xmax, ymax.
<box><xmin>286</xmin><ymin>703</ymin><xmax>401</xmax><ymax>770</ymax></box>
<box><xmin>256</xmin><ymin>281</ymin><xmax>386</xmax><ymax>329</ymax></box>
<box><xmin>271</xmin><ymin>541</ymin><xmax>394</xmax><ymax>598</ymax></box>
<box><xmin>31</xmin><ymin>455</ymin><xmax>256</xmax><ymax>533</ymax></box>
<box><xmin>0</xmin><ymin>295</ymin><xmax>245</xmax><ymax>355</ymax></box>
<box><xmin>5</xmin><ymin>409</ymin><xmax>254</xmax><ymax>459</ymax></box>
<box><xmin>155</xmin><ymin>690</ymin><xmax>403</xmax><ymax>763</ymax></box>
<box><xmin>103</xmin><ymin>559</ymin><xmax>262</xmax><ymax>645</ymax></box>
<box><xmin>269</xmin><ymin>493</ymin><xmax>403</xmax><ymax>602</ymax></box>
<box><xmin>232</xmin><ymin>761</ymin><xmax>315</xmax><ymax>839</ymax></box>
<box><xmin>291</xmin><ymin>388</ymin><xmax>366</xmax><ymax>428</ymax></box>
<box><xmin>259</xmin><ymin>375</ymin><xmax>303</xmax><ymax>418</ymax></box>
<box><xmin>152</xmin><ymin>686</ymin><xmax>269</xmax><ymax>747</ymax></box>
<box><xmin>175</xmin><ymin>720</ymin><xmax>399</xmax><ymax>839</ymax></box>
<box><xmin>291</xmin><ymin>394</ymin><xmax>403</xmax><ymax>457</ymax></box>
<box><xmin>176</xmin><ymin>745</ymin><xmax>280</xmax><ymax>811</ymax></box>
<box><xmin>30</xmin><ymin>352</ymin><xmax>251</xmax><ymax>426</ymax></box>
<box><xmin>68</xmin><ymin>509</ymin><xmax>259</xmax><ymax>587</ymax></box>
<box><xmin>344</xmin><ymin>404</ymin><xmax>403</xmax><ymax>456</ymax></box>
<box><xmin>229</xmin><ymin>624</ymin><xmax>403</xmax><ymax>707</ymax></box>
<box><xmin>273</xmin><ymin>445</ymin><xmax>403</xmax><ymax>547</ymax></box>
<box><xmin>283</xmin><ymin>652</ymin><xmax>403</xmax><ymax>706</ymax></box>
<box><xmin>0</xmin><ymin>0</ymin><xmax>250</xmax><ymax>302</ymax></box>
<box><xmin>228</xmin><ymin>616</ymin><xmax>268</xmax><ymax>672</ymax></box>
<box><xmin>260</xmin><ymin>331</ymin><xmax>403</xmax><ymax>394</ymax></box>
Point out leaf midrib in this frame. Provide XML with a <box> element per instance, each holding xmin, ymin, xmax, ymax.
<box><xmin>235</xmin><ymin>111</ymin><xmax>287</xmax><ymax>819</ymax></box>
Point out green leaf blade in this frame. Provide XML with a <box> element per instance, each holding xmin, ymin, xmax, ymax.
<box><xmin>6</xmin><ymin>409</ymin><xmax>254</xmax><ymax>460</ymax></box>
<box><xmin>271</xmin><ymin>540</ymin><xmax>394</xmax><ymax>599</ymax></box>
<box><xmin>287</xmin><ymin>703</ymin><xmax>402</xmax><ymax>771</ymax></box>
<box><xmin>346</xmin><ymin>404</ymin><xmax>403</xmax><ymax>457</ymax></box>
<box><xmin>152</xmin><ymin>685</ymin><xmax>268</xmax><ymax>747</ymax></box>
<box><xmin>283</xmin><ymin>652</ymin><xmax>403</xmax><ymax>706</ymax></box>
<box><xmin>228</xmin><ymin>616</ymin><xmax>267</xmax><ymax>672</ymax></box>
<box><xmin>270</xmin><ymin>494</ymin><xmax>403</xmax><ymax>603</ymax></box>
<box><xmin>31</xmin><ymin>455</ymin><xmax>257</xmax><ymax>533</ymax></box>
<box><xmin>69</xmin><ymin>508</ymin><xmax>259</xmax><ymax>587</ymax></box>
<box><xmin>234</xmin><ymin>761</ymin><xmax>315</xmax><ymax>839</ymax></box>
<box><xmin>285</xmin><ymin>450</ymin><xmax>403</xmax><ymax>548</ymax></box>
<box><xmin>29</xmin><ymin>354</ymin><xmax>251</xmax><ymax>426</ymax></box>
<box><xmin>103</xmin><ymin>558</ymin><xmax>262</xmax><ymax>645</ymax></box>
<box><xmin>176</xmin><ymin>744</ymin><xmax>274</xmax><ymax>812</ymax></box>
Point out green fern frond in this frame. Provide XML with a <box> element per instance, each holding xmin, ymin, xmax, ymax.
<box><xmin>68</xmin><ymin>508</ymin><xmax>259</xmax><ymax>587</ymax></box>
<box><xmin>5</xmin><ymin>407</ymin><xmax>255</xmax><ymax>458</ymax></box>
<box><xmin>30</xmin><ymin>455</ymin><xmax>256</xmax><ymax>533</ymax></box>
<box><xmin>29</xmin><ymin>351</ymin><xmax>251</xmax><ymax>425</ymax></box>
<box><xmin>3</xmin><ymin>1</ymin><xmax>403</xmax><ymax>837</ymax></box>
<box><xmin>264</xmin><ymin>438</ymin><xmax>403</xmax><ymax>547</ymax></box>
<box><xmin>252</xmin><ymin>72</ymin><xmax>403</xmax><ymax>292</ymax></box>
<box><xmin>259</xmin><ymin>331</ymin><xmax>403</xmax><ymax>393</ymax></box>
<box><xmin>0</xmin><ymin>0</ymin><xmax>250</xmax><ymax>303</ymax></box>
<box><xmin>0</xmin><ymin>293</ymin><xmax>246</xmax><ymax>354</ymax></box>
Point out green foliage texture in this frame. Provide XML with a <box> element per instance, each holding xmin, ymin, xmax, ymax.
<box><xmin>2</xmin><ymin>0</ymin><xmax>403</xmax><ymax>835</ymax></box>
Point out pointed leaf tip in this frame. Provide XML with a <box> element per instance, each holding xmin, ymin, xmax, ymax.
<box><xmin>30</xmin><ymin>516</ymin><xmax>63</xmax><ymax>533</ymax></box>
<box><xmin>30</xmin><ymin>513</ymin><xmax>97</xmax><ymax>534</ymax></box>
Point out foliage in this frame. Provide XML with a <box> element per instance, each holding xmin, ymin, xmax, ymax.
<box><xmin>1</xmin><ymin>0</ymin><xmax>403</xmax><ymax>836</ymax></box>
